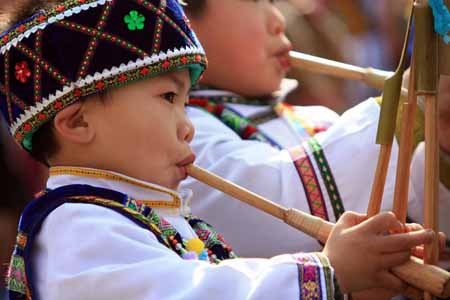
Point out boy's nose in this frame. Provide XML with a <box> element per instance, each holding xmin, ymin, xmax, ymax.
<box><xmin>178</xmin><ymin>118</ymin><xmax>195</xmax><ymax>143</ymax></box>
<box><xmin>268</xmin><ymin>4</ymin><xmax>287</xmax><ymax>36</ymax></box>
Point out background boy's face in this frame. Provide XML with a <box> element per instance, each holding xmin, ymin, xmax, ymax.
<box><xmin>189</xmin><ymin>0</ymin><xmax>292</xmax><ymax>96</ymax></box>
<box><xmin>439</xmin><ymin>75</ymin><xmax>450</xmax><ymax>153</ymax></box>
<box><xmin>86</xmin><ymin>69</ymin><xmax>195</xmax><ymax>189</ymax></box>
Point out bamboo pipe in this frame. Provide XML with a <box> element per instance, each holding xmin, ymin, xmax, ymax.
<box><xmin>186</xmin><ymin>164</ymin><xmax>450</xmax><ymax>298</ymax></box>
<box><xmin>366</xmin><ymin>145</ymin><xmax>392</xmax><ymax>217</ymax></box>
<box><xmin>392</xmin><ymin>56</ymin><xmax>418</xmax><ymax>223</ymax></box>
<box><xmin>413</xmin><ymin>1</ymin><xmax>440</xmax><ymax>299</ymax></box>
<box><xmin>424</xmin><ymin>94</ymin><xmax>440</xmax><ymax>300</ymax></box>
<box><xmin>366</xmin><ymin>3</ymin><xmax>414</xmax><ymax>218</ymax></box>
<box><xmin>288</xmin><ymin>51</ymin><xmax>408</xmax><ymax>96</ymax></box>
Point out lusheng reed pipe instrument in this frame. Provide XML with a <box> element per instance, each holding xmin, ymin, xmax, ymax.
<box><xmin>288</xmin><ymin>51</ymin><xmax>391</xmax><ymax>90</ymax></box>
<box><xmin>288</xmin><ymin>51</ymin><xmax>408</xmax><ymax>96</ymax></box>
<box><xmin>413</xmin><ymin>2</ymin><xmax>441</xmax><ymax>300</ymax></box>
<box><xmin>186</xmin><ymin>164</ymin><xmax>450</xmax><ymax>298</ymax></box>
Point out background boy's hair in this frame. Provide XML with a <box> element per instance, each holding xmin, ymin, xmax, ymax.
<box><xmin>179</xmin><ymin>0</ymin><xmax>206</xmax><ymax>17</ymax></box>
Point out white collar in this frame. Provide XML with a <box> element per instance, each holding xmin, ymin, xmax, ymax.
<box><xmin>47</xmin><ymin>166</ymin><xmax>193</xmax><ymax>216</ymax></box>
<box><xmin>191</xmin><ymin>78</ymin><xmax>299</xmax><ymax>103</ymax></box>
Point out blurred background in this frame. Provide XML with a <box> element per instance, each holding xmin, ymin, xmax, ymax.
<box><xmin>0</xmin><ymin>0</ymin><xmax>412</xmax><ymax>298</ymax></box>
<box><xmin>279</xmin><ymin>0</ymin><xmax>412</xmax><ymax>111</ymax></box>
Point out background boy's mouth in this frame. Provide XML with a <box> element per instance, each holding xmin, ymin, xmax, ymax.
<box><xmin>277</xmin><ymin>55</ymin><xmax>291</xmax><ymax>71</ymax></box>
<box><xmin>274</xmin><ymin>45</ymin><xmax>293</xmax><ymax>72</ymax></box>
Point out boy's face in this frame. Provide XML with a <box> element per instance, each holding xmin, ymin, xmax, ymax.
<box><xmin>189</xmin><ymin>0</ymin><xmax>292</xmax><ymax>97</ymax></box>
<box><xmin>84</xmin><ymin>70</ymin><xmax>195</xmax><ymax>189</ymax></box>
<box><xmin>438</xmin><ymin>75</ymin><xmax>450</xmax><ymax>153</ymax></box>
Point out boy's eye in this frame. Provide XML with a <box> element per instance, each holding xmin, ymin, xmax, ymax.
<box><xmin>162</xmin><ymin>92</ymin><xmax>177</xmax><ymax>103</ymax></box>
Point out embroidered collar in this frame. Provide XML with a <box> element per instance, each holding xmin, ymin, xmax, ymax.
<box><xmin>48</xmin><ymin>166</ymin><xmax>192</xmax><ymax>214</ymax></box>
<box><xmin>190</xmin><ymin>78</ymin><xmax>298</xmax><ymax>106</ymax></box>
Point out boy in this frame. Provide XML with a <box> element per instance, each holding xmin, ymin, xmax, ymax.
<box><xmin>1</xmin><ymin>0</ymin><xmax>435</xmax><ymax>299</ymax></box>
<box><xmin>180</xmin><ymin>0</ymin><xmax>450</xmax><ymax>257</ymax></box>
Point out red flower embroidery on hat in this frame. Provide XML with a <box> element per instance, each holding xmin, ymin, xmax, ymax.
<box><xmin>95</xmin><ymin>81</ymin><xmax>105</xmax><ymax>90</ymax></box>
<box><xmin>56</xmin><ymin>5</ymin><xmax>65</xmax><ymax>13</ymax></box>
<box><xmin>23</xmin><ymin>123</ymin><xmax>32</xmax><ymax>132</ymax></box>
<box><xmin>140</xmin><ymin>67</ymin><xmax>149</xmax><ymax>76</ymax></box>
<box><xmin>54</xmin><ymin>101</ymin><xmax>63</xmax><ymax>109</ymax></box>
<box><xmin>162</xmin><ymin>60</ymin><xmax>170</xmax><ymax>69</ymax></box>
<box><xmin>15</xmin><ymin>61</ymin><xmax>31</xmax><ymax>83</ymax></box>
<box><xmin>118</xmin><ymin>74</ymin><xmax>127</xmax><ymax>82</ymax></box>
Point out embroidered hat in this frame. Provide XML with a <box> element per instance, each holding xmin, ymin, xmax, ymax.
<box><xmin>0</xmin><ymin>0</ymin><xmax>207</xmax><ymax>151</ymax></box>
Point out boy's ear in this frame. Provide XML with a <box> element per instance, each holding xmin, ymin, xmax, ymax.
<box><xmin>53</xmin><ymin>102</ymin><xmax>95</xmax><ymax>145</ymax></box>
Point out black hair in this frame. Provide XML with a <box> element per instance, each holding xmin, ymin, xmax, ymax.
<box><xmin>180</xmin><ymin>0</ymin><xmax>207</xmax><ymax>18</ymax></box>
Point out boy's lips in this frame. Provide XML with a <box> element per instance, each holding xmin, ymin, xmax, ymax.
<box><xmin>274</xmin><ymin>45</ymin><xmax>293</xmax><ymax>72</ymax></box>
<box><xmin>277</xmin><ymin>55</ymin><xmax>291</xmax><ymax>72</ymax></box>
<box><xmin>176</xmin><ymin>153</ymin><xmax>196</xmax><ymax>167</ymax></box>
<box><xmin>177</xmin><ymin>153</ymin><xmax>196</xmax><ymax>179</ymax></box>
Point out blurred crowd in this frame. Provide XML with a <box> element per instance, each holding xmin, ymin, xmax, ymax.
<box><xmin>0</xmin><ymin>0</ymin><xmax>412</xmax><ymax>298</ymax></box>
<box><xmin>279</xmin><ymin>0</ymin><xmax>412</xmax><ymax>111</ymax></box>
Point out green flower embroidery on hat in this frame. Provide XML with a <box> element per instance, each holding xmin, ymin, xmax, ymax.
<box><xmin>124</xmin><ymin>10</ymin><xmax>146</xmax><ymax>31</ymax></box>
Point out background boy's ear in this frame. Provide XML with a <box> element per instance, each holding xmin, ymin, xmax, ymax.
<box><xmin>53</xmin><ymin>102</ymin><xmax>94</xmax><ymax>145</ymax></box>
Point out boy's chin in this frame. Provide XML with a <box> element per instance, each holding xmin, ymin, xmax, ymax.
<box><xmin>166</xmin><ymin>179</ymin><xmax>182</xmax><ymax>191</ymax></box>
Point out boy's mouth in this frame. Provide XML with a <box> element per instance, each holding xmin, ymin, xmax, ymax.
<box><xmin>274</xmin><ymin>45</ymin><xmax>293</xmax><ymax>72</ymax></box>
<box><xmin>177</xmin><ymin>153</ymin><xmax>196</xmax><ymax>167</ymax></box>
<box><xmin>176</xmin><ymin>153</ymin><xmax>196</xmax><ymax>179</ymax></box>
<box><xmin>277</xmin><ymin>55</ymin><xmax>291</xmax><ymax>72</ymax></box>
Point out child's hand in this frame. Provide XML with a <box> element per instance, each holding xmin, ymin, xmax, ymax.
<box><xmin>323</xmin><ymin>211</ymin><xmax>435</xmax><ymax>294</ymax></box>
<box><xmin>405</xmin><ymin>223</ymin><xmax>447</xmax><ymax>259</ymax></box>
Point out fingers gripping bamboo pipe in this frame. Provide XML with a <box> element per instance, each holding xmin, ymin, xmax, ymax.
<box><xmin>186</xmin><ymin>164</ymin><xmax>450</xmax><ymax>298</ymax></box>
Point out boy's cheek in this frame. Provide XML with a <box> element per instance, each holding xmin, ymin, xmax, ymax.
<box><xmin>439</xmin><ymin>126</ymin><xmax>450</xmax><ymax>153</ymax></box>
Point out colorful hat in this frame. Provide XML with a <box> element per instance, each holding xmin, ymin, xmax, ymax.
<box><xmin>0</xmin><ymin>0</ymin><xmax>207</xmax><ymax>150</ymax></box>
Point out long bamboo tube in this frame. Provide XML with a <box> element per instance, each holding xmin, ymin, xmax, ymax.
<box><xmin>366</xmin><ymin>3</ymin><xmax>414</xmax><ymax>218</ymax></box>
<box><xmin>288</xmin><ymin>51</ymin><xmax>408</xmax><ymax>96</ymax></box>
<box><xmin>366</xmin><ymin>145</ymin><xmax>392</xmax><ymax>217</ymax></box>
<box><xmin>392</xmin><ymin>56</ymin><xmax>418</xmax><ymax>223</ymax></box>
<box><xmin>288</xmin><ymin>51</ymin><xmax>392</xmax><ymax>90</ymax></box>
<box><xmin>424</xmin><ymin>95</ymin><xmax>440</xmax><ymax>300</ymax></box>
<box><xmin>186</xmin><ymin>164</ymin><xmax>450</xmax><ymax>298</ymax></box>
<box><xmin>413</xmin><ymin>1</ymin><xmax>440</xmax><ymax>299</ymax></box>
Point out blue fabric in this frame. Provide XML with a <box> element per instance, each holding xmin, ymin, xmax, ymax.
<box><xmin>429</xmin><ymin>0</ymin><xmax>450</xmax><ymax>44</ymax></box>
<box><xmin>7</xmin><ymin>184</ymin><xmax>167</xmax><ymax>300</ymax></box>
<box><xmin>6</xmin><ymin>184</ymin><xmax>235</xmax><ymax>300</ymax></box>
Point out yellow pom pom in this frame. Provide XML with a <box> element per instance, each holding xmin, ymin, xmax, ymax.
<box><xmin>186</xmin><ymin>238</ymin><xmax>205</xmax><ymax>255</ymax></box>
